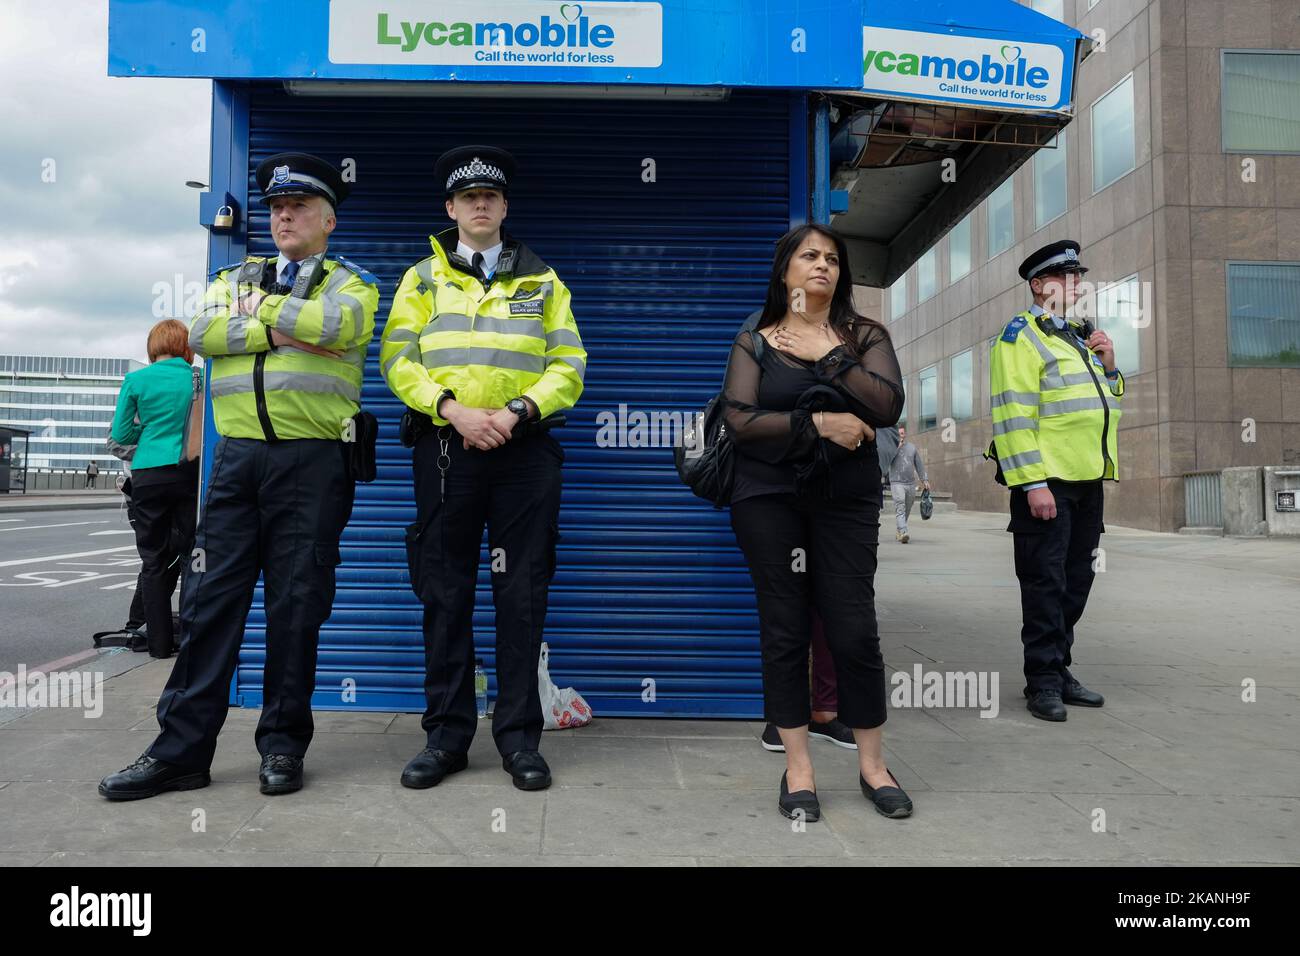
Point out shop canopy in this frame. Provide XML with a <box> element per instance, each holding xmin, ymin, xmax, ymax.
<box><xmin>108</xmin><ymin>0</ymin><xmax>1088</xmax><ymax>285</ymax></box>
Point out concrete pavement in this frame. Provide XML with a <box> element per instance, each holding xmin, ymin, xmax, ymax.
<box><xmin>1</xmin><ymin>509</ymin><xmax>1297</xmax><ymax>866</ymax></box>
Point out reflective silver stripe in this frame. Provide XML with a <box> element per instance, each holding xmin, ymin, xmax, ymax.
<box><xmin>383</xmin><ymin>343</ymin><xmax>421</xmax><ymax>378</ymax></box>
<box><xmin>1040</xmin><ymin>396</ymin><xmax>1106</xmax><ymax>417</ymax></box>
<box><xmin>210</xmin><ymin>371</ymin><xmax>360</xmax><ymax>402</ymax></box>
<box><xmin>992</xmin><ymin>389</ymin><xmax>1039</xmax><ymax>409</ymax></box>
<box><xmin>1049</xmin><ymin>371</ymin><xmax>1097</xmax><ymax>388</ymax></box>
<box><xmin>1001</xmin><ymin>449</ymin><xmax>1043</xmax><ymax>471</ymax></box>
<box><xmin>385</xmin><ymin>327</ymin><xmax>419</xmax><ymax>344</ymax></box>
<box><xmin>415</xmin><ymin>260</ymin><xmax>436</xmax><ymax>289</ymax></box>
<box><xmin>474</xmin><ymin>315</ymin><xmax>544</xmax><ymax>338</ymax></box>
<box><xmin>546</xmin><ymin>329</ymin><xmax>583</xmax><ymax>350</ymax></box>
<box><xmin>1026</xmin><ymin>327</ymin><xmax>1062</xmax><ymax>385</ymax></box>
<box><xmin>190</xmin><ymin>305</ymin><xmax>224</xmax><ymax>344</ymax></box>
<box><xmin>550</xmin><ymin>354</ymin><xmax>586</xmax><ymax>379</ymax></box>
<box><xmin>422</xmin><ymin>347</ymin><xmax>545</xmax><ymax>375</ymax></box>
<box><xmin>278</xmin><ymin>267</ymin><xmax>354</xmax><ymax>341</ymax></box>
<box><xmin>992</xmin><ymin>416</ymin><xmax>1037</xmax><ymax>437</ymax></box>
<box><xmin>421</xmin><ymin>313</ymin><xmax>475</xmax><ymax>335</ymax></box>
<box><xmin>340</xmin><ymin>346</ymin><xmax>366</xmax><ymax>375</ymax></box>
<box><xmin>227</xmin><ymin>316</ymin><xmax>250</xmax><ymax>353</ymax></box>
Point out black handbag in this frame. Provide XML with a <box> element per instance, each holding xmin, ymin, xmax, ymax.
<box><xmin>673</xmin><ymin>393</ymin><xmax>734</xmax><ymax>508</ymax></box>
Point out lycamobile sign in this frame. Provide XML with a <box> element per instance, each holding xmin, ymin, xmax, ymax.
<box><xmin>329</xmin><ymin>0</ymin><xmax>663</xmax><ymax>67</ymax></box>
<box><xmin>861</xmin><ymin>26</ymin><xmax>1066</xmax><ymax>111</ymax></box>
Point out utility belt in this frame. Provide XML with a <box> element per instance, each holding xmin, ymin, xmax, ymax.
<box><xmin>398</xmin><ymin>408</ymin><xmax>566</xmax><ymax>448</ymax></box>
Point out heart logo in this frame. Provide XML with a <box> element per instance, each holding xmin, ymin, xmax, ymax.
<box><xmin>1000</xmin><ymin>45</ymin><xmax>1022</xmax><ymax>63</ymax></box>
<box><xmin>560</xmin><ymin>3</ymin><xmax>582</xmax><ymax>21</ymax></box>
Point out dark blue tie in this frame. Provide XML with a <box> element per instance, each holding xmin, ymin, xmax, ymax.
<box><xmin>281</xmin><ymin>260</ymin><xmax>300</xmax><ymax>291</ymax></box>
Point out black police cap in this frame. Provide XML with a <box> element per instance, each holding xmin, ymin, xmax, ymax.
<box><xmin>255</xmin><ymin>152</ymin><xmax>349</xmax><ymax>208</ymax></box>
<box><xmin>435</xmin><ymin>145</ymin><xmax>515</xmax><ymax>198</ymax></box>
<box><xmin>1019</xmin><ymin>239</ymin><xmax>1088</xmax><ymax>281</ymax></box>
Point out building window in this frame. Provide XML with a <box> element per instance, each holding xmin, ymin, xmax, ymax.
<box><xmin>890</xmin><ymin>272</ymin><xmax>908</xmax><ymax>319</ymax></box>
<box><xmin>1092</xmin><ymin>74</ymin><xmax>1136</xmax><ymax>192</ymax></box>
<box><xmin>1222</xmin><ymin>52</ymin><xmax>1300</xmax><ymax>153</ymax></box>
<box><xmin>1227</xmin><ymin>262</ymin><xmax>1300</xmax><ymax>367</ymax></box>
<box><xmin>987</xmin><ymin>179</ymin><xmax>1015</xmax><ymax>259</ymax></box>
<box><xmin>949</xmin><ymin>214</ymin><xmax>972</xmax><ymax>281</ymax></box>
<box><xmin>1034</xmin><ymin>133</ymin><xmax>1068</xmax><ymax>228</ymax></box>
<box><xmin>950</xmin><ymin>349</ymin><xmax>974</xmax><ymax>421</ymax></box>
<box><xmin>917</xmin><ymin>247</ymin><xmax>938</xmax><ymax>303</ymax></box>
<box><xmin>1030</xmin><ymin>0</ymin><xmax>1065</xmax><ymax>21</ymax></box>
<box><xmin>919</xmin><ymin>365</ymin><xmax>938</xmax><ymax>430</ymax></box>
<box><xmin>1095</xmin><ymin>275</ymin><xmax>1142</xmax><ymax>375</ymax></box>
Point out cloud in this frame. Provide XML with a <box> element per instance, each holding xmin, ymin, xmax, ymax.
<box><xmin>0</xmin><ymin>0</ymin><xmax>211</xmax><ymax>363</ymax></box>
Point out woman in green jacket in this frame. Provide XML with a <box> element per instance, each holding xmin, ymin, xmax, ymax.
<box><xmin>110</xmin><ymin>319</ymin><xmax>200</xmax><ymax>658</ymax></box>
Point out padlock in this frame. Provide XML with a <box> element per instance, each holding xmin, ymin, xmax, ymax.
<box><xmin>213</xmin><ymin>205</ymin><xmax>235</xmax><ymax>230</ymax></box>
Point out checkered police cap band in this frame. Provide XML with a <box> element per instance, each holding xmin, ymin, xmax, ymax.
<box><xmin>446</xmin><ymin>157</ymin><xmax>507</xmax><ymax>192</ymax></box>
<box><xmin>269</xmin><ymin>166</ymin><xmax>338</xmax><ymax>204</ymax></box>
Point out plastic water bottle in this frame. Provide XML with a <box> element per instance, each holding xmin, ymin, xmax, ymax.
<box><xmin>474</xmin><ymin>659</ymin><xmax>488</xmax><ymax>718</ymax></box>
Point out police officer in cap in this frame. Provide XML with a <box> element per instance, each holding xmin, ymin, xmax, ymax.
<box><xmin>100</xmin><ymin>152</ymin><xmax>379</xmax><ymax>799</ymax></box>
<box><xmin>985</xmin><ymin>240</ymin><xmax>1122</xmax><ymax>722</ymax></box>
<box><xmin>381</xmin><ymin>145</ymin><xmax>585</xmax><ymax>791</ymax></box>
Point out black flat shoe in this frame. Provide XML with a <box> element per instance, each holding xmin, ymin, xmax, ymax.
<box><xmin>1026</xmin><ymin>689</ymin><xmax>1068</xmax><ymax>721</ymax></box>
<box><xmin>779</xmin><ymin>771</ymin><xmax>821</xmax><ymax>822</ymax></box>
<box><xmin>760</xmin><ymin>723</ymin><xmax>785</xmax><ymax>752</ymax></box>
<box><xmin>400</xmin><ymin>748</ymin><xmax>468</xmax><ymax>789</ymax></box>
<box><xmin>259</xmin><ymin>754</ymin><xmax>304</xmax><ymax>795</ymax></box>
<box><xmin>98</xmin><ymin>754</ymin><xmax>210</xmax><ymax>801</ymax></box>
<box><xmin>1062</xmin><ymin>680</ymin><xmax>1104</xmax><ymax>707</ymax></box>
<box><xmin>859</xmin><ymin>769</ymin><xmax>913</xmax><ymax>818</ymax></box>
<box><xmin>809</xmin><ymin>718</ymin><xmax>858</xmax><ymax>750</ymax></box>
<box><xmin>503</xmin><ymin>750</ymin><xmax>552</xmax><ymax>791</ymax></box>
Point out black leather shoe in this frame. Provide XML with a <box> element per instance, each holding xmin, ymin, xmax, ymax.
<box><xmin>779</xmin><ymin>771</ymin><xmax>821</xmax><ymax>822</ymax></box>
<box><xmin>859</xmin><ymin>769</ymin><xmax>913</xmax><ymax>818</ymax></box>
<box><xmin>400</xmin><ymin>748</ymin><xmax>468</xmax><ymax>789</ymax></box>
<box><xmin>502</xmin><ymin>750</ymin><xmax>551</xmax><ymax>791</ymax></box>
<box><xmin>259</xmin><ymin>754</ymin><xmax>304</xmax><ymax>795</ymax></box>
<box><xmin>1026</xmin><ymin>689</ymin><xmax>1068</xmax><ymax>721</ymax></box>
<box><xmin>98</xmin><ymin>754</ymin><xmax>210</xmax><ymax>801</ymax></box>
<box><xmin>1062</xmin><ymin>680</ymin><xmax>1104</xmax><ymax>707</ymax></box>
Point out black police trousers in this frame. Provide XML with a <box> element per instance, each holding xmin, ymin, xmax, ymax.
<box><xmin>729</xmin><ymin>490</ymin><xmax>887</xmax><ymax>730</ymax></box>
<box><xmin>147</xmin><ymin>437</ymin><xmax>355</xmax><ymax>769</ymax></box>
<box><xmin>1009</xmin><ymin>478</ymin><xmax>1104</xmax><ymax>693</ymax></box>
<box><xmin>406</xmin><ymin>427</ymin><xmax>563</xmax><ymax>757</ymax></box>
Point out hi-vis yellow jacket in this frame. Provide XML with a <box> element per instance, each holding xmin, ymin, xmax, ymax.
<box><xmin>380</xmin><ymin>227</ymin><xmax>585</xmax><ymax>424</ymax></box>
<box><xmin>190</xmin><ymin>255</ymin><xmax>378</xmax><ymax>441</ymax></box>
<box><xmin>986</xmin><ymin>309</ymin><xmax>1123</xmax><ymax>487</ymax></box>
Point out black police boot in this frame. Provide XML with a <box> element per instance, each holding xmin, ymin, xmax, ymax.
<box><xmin>258</xmin><ymin>754</ymin><xmax>304</xmax><ymax>795</ymax></box>
<box><xmin>98</xmin><ymin>754</ymin><xmax>210</xmax><ymax>801</ymax></box>
<box><xmin>502</xmin><ymin>751</ymin><xmax>551</xmax><ymax>791</ymax></box>
<box><xmin>1062</xmin><ymin>679</ymin><xmax>1105</xmax><ymax>707</ymax></box>
<box><xmin>400</xmin><ymin>748</ymin><xmax>468</xmax><ymax>789</ymax></box>
<box><xmin>1026</xmin><ymin>689</ymin><xmax>1068</xmax><ymax>721</ymax></box>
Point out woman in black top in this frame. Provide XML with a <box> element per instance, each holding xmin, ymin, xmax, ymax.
<box><xmin>723</xmin><ymin>223</ymin><xmax>911</xmax><ymax>821</ymax></box>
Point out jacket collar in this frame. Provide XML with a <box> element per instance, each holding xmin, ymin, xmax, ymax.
<box><xmin>430</xmin><ymin>225</ymin><xmax>551</xmax><ymax>281</ymax></box>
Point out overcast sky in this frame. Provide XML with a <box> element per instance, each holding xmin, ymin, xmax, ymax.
<box><xmin>0</xmin><ymin>0</ymin><xmax>210</xmax><ymax>364</ymax></box>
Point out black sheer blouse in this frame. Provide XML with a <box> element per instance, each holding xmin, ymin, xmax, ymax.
<box><xmin>721</xmin><ymin>321</ymin><xmax>904</xmax><ymax>503</ymax></box>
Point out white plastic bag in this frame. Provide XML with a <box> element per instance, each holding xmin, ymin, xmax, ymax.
<box><xmin>538</xmin><ymin>642</ymin><xmax>592</xmax><ymax>730</ymax></box>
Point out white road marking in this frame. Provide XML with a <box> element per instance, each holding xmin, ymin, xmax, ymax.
<box><xmin>0</xmin><ymin>545</ymin><xmax>137</xmax><ymax>568</ymax></box>
<box><xmin>0</xmin><ymin>521</ymin><xmax>109</xmax><ymax>534</ymax></box>
<box><xmin>87</xmin><ymin>530</ymin><xmax>136</xmax><ymax>536</ymax></box>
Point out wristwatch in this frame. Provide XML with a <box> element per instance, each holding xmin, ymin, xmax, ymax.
<box><xmin>507</xmin><ymin>397</ymin><xmax>530</xmax><ymax>422</ymax></box>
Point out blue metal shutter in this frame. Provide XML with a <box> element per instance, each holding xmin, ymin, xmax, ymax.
<box><xmin>233</xmin><ymin>84</ymin><xmax>801</xmax><ymax>718</ymax></box>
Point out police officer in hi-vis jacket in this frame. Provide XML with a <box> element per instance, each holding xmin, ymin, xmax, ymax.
<box><xmin>100</xmin><ymin>152</ymin><xmax>379</xmax><ymax>799</ymax></box>
<box><xmin>986</xmin><ymin>240</ymin><xmax>1121</xmax><ymax>722</ymax></box>
<box><xmin>381</xmin><ymin>146</ymin><xmax>585</xmax><ymax>792</ymax></box>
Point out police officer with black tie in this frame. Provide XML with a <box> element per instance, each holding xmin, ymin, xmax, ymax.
<box><xmin>380</xmin><ymin>146</ymin><xmax>586</xmax><ymax>791</ymax></box>
<box><xmin>99</xmin><ymin>153</ymin><xmax>379</xmax><ymax>798</ymax></box>
<box><xmin>987</xmin><ymin>240</ymin><xmax>1122</xmax><ymax>721</ymax></box>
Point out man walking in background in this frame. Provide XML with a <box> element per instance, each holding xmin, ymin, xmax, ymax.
<box><xmin>888</xmin><ymin>425</ymin><xmax>929</xmax><ymax>543</ymax></box>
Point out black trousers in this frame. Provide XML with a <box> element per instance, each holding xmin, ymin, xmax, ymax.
<box><xmin>147</xmin><ymin>437</ymin><xmax>355</xmax><ymax>769</ymax></box>
<box><xmin>128</xmin><ymin>471</ymin><xmax>197</xmax><ymax>657</ymax></box>
<box><xmin>729</xmin><ymin>491</ymin><xmax>886</xmax><ymax>730</ymax></box>
<box><xmin>1009</xmin><ymin>479</ymin><xmax>1104</xmax><ymax>693</ymax></box>
<box><xmin>406</xmin><ymin>427</ymin><xmax>563</xmax><ymax>757</ymax></box>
